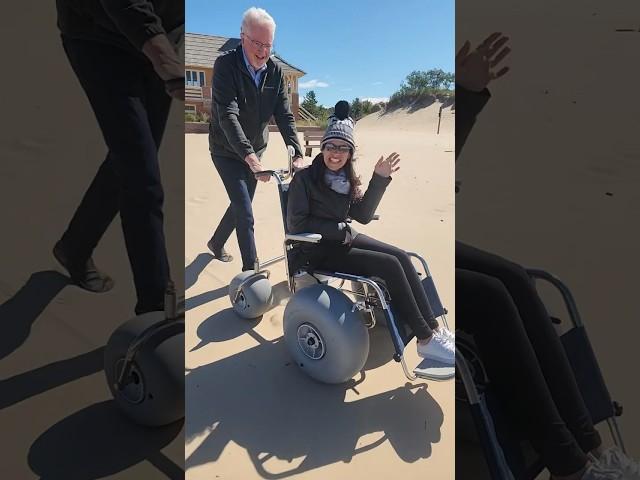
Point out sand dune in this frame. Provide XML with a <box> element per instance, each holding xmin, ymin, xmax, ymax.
<box><xmin>357</xmin><ymin>100</ymin><xmax>454</xmax><ymax>134</ymax></box>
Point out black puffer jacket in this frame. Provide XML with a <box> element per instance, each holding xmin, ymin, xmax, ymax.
<box><xmin>286</xmin><ymin>154</ymin><xmax>391</xmax><ymax>269</ymax></box>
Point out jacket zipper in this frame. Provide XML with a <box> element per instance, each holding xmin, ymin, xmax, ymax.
<box><xmin>238</xmin><ymin>47</ymin><xmax>270</xmax><ymax>151</ymax></box>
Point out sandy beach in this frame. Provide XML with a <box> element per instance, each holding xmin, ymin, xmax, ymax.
<box><xmin>0</xmin><ymin>2</ymin><xmax>184</xmax><ymax>478</ymax></box>
<box><xmin>456</xmin><ymin>0</ymin><xmax>640</xmax><ymax>476</ymax></box>
<box><xmin>185</xmin><ymin>102</ymin><xmax>455</xmax><ymax>479</ymax></box>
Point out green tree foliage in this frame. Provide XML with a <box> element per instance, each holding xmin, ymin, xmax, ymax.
<box><xmin>388</xmin><ymin>68</ymin><xmax>454</xmax><ymax>109</ymax></box>
<box><xmin>348</xmin><ymin>98</ymin><xmax>383</xmax><ymax>121</ymax></box>
<box><xmin>301</xmin><ymin>90</ymin><xmax>320</xmax><ymax>117</ymax></box>
<box><xmin>401</xmin><ymin>69</ymin><xmax>455</xmax><ymax>92</ymax></box>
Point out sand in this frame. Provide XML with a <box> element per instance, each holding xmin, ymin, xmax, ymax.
<box><xmin>184</xmin><ymin>102</ymin><xmax>455</xmax><ymax>479</ymax></box>
<box><xmin>456</xmin><ymin>0</ymin><xmax>640</xmax><ymax>476</ymax></box>
<box><xmin>0</xmin><ymin>2</ymin><xmax>184</xmax><ymax>478</ymax></box>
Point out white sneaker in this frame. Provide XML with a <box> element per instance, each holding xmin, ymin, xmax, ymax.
<box><xmin>552</xmin><ymin>459</ymin><xmax>622</xmax><ymax>480</ymax></box>
<box><xmin>594</xmin><ymin>447</ymin><xmax>640</xmax><ymax>480</ymax></box>
<box><xmin>437</xmin><ymin>327</ymin><xmax>455</xmax><ymax>343</ymax></box>
<box><xmin>417</xmin><ymin>331</ymin><xmax>455</xmax><ymax>365</ymax></box>
<box><xmin>580</xmin><ymin>462</ymin><xmax>623</xmax><ymax>479</ymax></box>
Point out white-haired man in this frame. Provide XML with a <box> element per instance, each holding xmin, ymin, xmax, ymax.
<box><xmin>208</xmin><ymin>7</ymin><xmax>304</xmax><ymax>271</ymax></box>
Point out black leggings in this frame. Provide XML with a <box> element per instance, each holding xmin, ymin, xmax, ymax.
<box><xmin>456</xmin><ymin>241</ymin><xmax>601</xmax><ymax>476</ymax></box>
<box><xmin>315</xmin><ymin>234</ymin><xmax>438</xmax><ymax>339</ymax></box>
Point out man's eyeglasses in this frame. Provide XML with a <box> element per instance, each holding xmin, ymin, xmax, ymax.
<box><xmin>242</xmin><ymin>32</ymin><xmax>273</xmax><ymax>51</ymax></box>
<box><xmin>323</xmin><ymin>143</ymin><xmax>352</xmax><ymax>153</ymax></box>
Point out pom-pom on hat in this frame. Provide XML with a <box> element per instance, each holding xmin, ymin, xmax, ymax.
<box><xmin>321</xmin><ymin>100</ymin><xmax>355</xmax><ymax>150</ymax></box>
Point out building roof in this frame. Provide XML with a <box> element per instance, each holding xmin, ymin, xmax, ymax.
<box><xmin>185</xmin><ymin>33</ymin><xmax>306</xmax><ymax>75</ymax></box>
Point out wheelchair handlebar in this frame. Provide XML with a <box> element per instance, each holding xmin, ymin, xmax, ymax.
<box><xmin>254</xmin><ymin>169</ymin><xmax>287</xmax><ymax>184</ymax></box>
<box><xmin>253</xmin><ymin>145</ymin><xmax>297</xmax><ymax>183</ymax></box>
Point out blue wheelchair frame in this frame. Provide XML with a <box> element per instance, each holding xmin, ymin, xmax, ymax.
<box><xmin>456</xmin><ymin>268</ymin><xmax>626</xmax><ymax>480</ymax></box>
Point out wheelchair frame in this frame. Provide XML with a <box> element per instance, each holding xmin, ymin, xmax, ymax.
<box><xmin>456</xmin><ymin>268</ymin><xmax>626</xmax><ymax>480</ymax></box>
<box><xmin>244</xmin><ymin>148</ymin><xmax>626</xmax><ymax>477</ymax></box>
<box><xmin>252</xmin><ymin>147</ymin><xmax>451</xmax><ymax>382</ymax></box>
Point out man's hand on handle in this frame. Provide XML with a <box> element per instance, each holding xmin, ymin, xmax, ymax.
<box><xmin>164</xmin><ymin>78</ymin><xmax>185</xmax><ymax>100</ymax></box>
<box><xmin>292</xmin><ymin>155</ymin><xmax>306</xmax><ymax>172</ymax></box>
<box><xmin>245</xmin><ymin>153</ymin><xmax>270</xmax><ymax>182</ymax></box>
<box><xmin>142</xmin><ymin>34</ymin><xmax>185</xmax><ymax>100</ymax></box>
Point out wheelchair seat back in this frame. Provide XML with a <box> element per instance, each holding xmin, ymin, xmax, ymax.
<box><xmin>277</xmin><ymin>182</ymin><xmax>291</xmax><ymax>234</ymax></box>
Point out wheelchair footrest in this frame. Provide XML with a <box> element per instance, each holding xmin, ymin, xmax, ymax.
<box><xmin>414</xmin><ymin>357</ymin><xmax>455</xmax><ymax>381</ymax></box>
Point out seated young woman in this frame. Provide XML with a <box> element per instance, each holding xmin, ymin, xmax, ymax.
<box><xmin>286</xmin><ymin>101</ymin><xmax>454</xmax><ymax>365</ymax></box>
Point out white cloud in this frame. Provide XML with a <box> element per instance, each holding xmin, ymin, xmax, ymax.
<box><xmin>299</xmin><ymin>79</ymin><xmax>329</xmax><ymax>88</ymax></box>
<box><xmin>361</xmin><ymin>97</ymin><xmax>389</xmax><ymax>104</ymax></box>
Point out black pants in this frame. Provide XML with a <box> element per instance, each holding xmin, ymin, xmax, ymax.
<box><xmin>209</xmin><ymin>154</ymin><xmax>258</xmax><ymax>271</ymax></box>
<box><xmin>59</xmin><ymin>36</ymin><xmax>172</xmax><ymax>314</ymax></box>
<box><xmin>456</xmin><ymin>241</ymin><xmax>601</xmax><ymax>476</ymax></box>
<box><xmin>315</xmin><ymin>234</ymin><xmax>438</xmax><ymax>339</ymax></box>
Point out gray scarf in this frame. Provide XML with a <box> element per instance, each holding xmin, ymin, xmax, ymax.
<box><xmin>324</xmin><ymin>168</ymin><xmax>351</xmax><ymax>195</ymax></box>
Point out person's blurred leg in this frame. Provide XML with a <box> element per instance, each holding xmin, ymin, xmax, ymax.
<box><xmin>351</xmin><ymin>234</ymin><xmax>439</xmax><ymax>330</ymax></box>
<box><xmin>58</xmin><ymin>36</ymin><xmax>171</xmax><ymax>313</ymax></box>
<box><xmin>457</xmin><ymin>241</ymin><xmax>601</xmax><ymax>453</ymax></box>
<box><xmin>210</xmin><ymin>155</ymin><xmax>258</xmax><ymax>271</ymax></box>
<box><xmin>456</xmin><ymin>268</ymin><xmax>589</xmax><ymax>477</ymax></box>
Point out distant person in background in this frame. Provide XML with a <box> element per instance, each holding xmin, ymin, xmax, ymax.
<box><xmin>208</xmin><ymin>7</ymin><xmax>304</xmax><ymax>272</ymax></box>
<box><xmin>456</xmin><ymin>32</ymin><xmax>639</xmax><ymax>480</ymax></box>
<box><xmin>54</xmin><ymin>0</ymin><xmax>184</xmax><ymax>314</ymax></box>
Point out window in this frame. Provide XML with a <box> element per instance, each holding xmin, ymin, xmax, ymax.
<box><xmin>185</xmin><ymin>104</ymin><xmax>196</xmax><ymax>114</ymax></box>
<box><xmin>186</xmin><ymin>70</ymin><xmax>206</xmax><ymax>87</ymax></box>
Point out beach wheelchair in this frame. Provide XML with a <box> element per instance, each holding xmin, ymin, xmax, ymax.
<box><xmin>455</xmin><ymin>269</ymin><xmax>626</xmax><ymax>480</ymax></box>
<box><xmin>103</xmin><ymin>283</ymin><xmax>185</xmax><ymax>426</ymax></box>
<box><xmin>228</xmin><ymin>147</ymin><xmax>454</xmax><ymax>384</ymax></box>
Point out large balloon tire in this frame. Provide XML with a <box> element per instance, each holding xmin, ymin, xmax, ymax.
<box><xmin>284</xmin><ymin>284</ymin><xmax>369</xmax><ymax>384</ymax></box>
<box><xmin>229</xmin><ymin>270</ymin><xmax>273</xmax><ymax>320</ymax></box>
<box><xmin>104</xmin><ymin>312</ymin><xmax>184</xmax><ymax>427</ymax></box>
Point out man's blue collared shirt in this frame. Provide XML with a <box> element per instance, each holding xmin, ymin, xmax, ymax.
<box><xmin>242</xmin><ymin>49</ymin><xmax>268</xmax><ymax>88</ymax></box>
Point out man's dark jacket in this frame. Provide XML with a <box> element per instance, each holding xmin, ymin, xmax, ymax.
<box><xmin>56</xmin><ymin>0</ymin><xmax>184</xmax><ymax>54</ymax></box>
<box><xmin>209</xmin><ymin>45</ymin><xmax>303</xmax><ymax>162</ymax></box>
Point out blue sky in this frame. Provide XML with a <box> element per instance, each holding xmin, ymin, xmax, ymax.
<box><xmin>186</xmin><ymin>0</ymin><xmax>454</xmax><ymax>107</ymax></box>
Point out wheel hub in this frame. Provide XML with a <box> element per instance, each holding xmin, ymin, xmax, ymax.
<box><xmin>297</xmin><ymin>323</ymin><xmax>325</xmax><ymax>360</ymax></box>
<box><xmin>114</xmin><ymin>359</ymin><xmax>145</xmax><ymax>404</ymax></box>
<box><xmin>235</xmin><ymin>290</ymin><xmax>247</xmax><ymax>309</ymax></box>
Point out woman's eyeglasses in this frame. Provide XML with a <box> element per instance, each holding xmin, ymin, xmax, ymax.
<box><xmin>323</xmin><ymin>143</ymin><xmax>352</xmax><ymax>153</ymax></box>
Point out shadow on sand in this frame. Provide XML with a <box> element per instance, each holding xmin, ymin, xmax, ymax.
<box><xmin>185</xmin><ymin>253</ymin><xmax>215</xmax><ymax>291</ymax></box>
<box><xmin>1</xmin><ymin>271</ymin><xmax>184</xmax><ymax>479</ymax></box>
<box><xmin>185</xmin><ymin>306</ymin><xmax>444</xmax><ymax>479</ymax></box>
<box><xmin>382</xmin><ymin>94</ymin><xmax>455</xmax><ymax>116</ymax></box>
<box><xmin>0</xmin><ymin>270</ymin><xmax>69</xmax><ymax>361</ymax></box>
<box><xmin>28</xmin><ymin>400</ymin><xmax>184</xmax><ymax>479</ymax></box>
